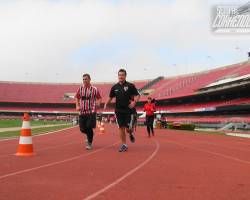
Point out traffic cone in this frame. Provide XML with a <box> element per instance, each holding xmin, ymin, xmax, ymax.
<box><xmin>98</xmin><ymin>122</ymin><xmax>105</xmax><ymax>135</ymax></box>
<box><xmin>16</xmin><ymin>113</ymin><xmax>34</xmax><ymax>156</ymax></box>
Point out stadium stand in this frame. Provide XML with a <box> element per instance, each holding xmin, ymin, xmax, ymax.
<box><xmin>0</xmin><ymin>60</ymin><xmax>249</xmax><ymax>129</ymax></box>
<box><xmin>138</xmin><ymin>76</ymin><xmax>164</xmax><ymax>93</ymax></box>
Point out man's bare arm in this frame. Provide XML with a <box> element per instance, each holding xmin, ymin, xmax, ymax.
<box><xmin>75</xmin><ymin>98</ymin><xmax>80</xmax><ymax>111</ymax></box>
<box><xmin>129</xmin><ymin>95</ymin><xmax>140</xmax><ymax>109</ymax></box>
<box><xmin>104</xmin><ymin>97</ymin><xmax>113</xmax><ymax>109</ymax></box>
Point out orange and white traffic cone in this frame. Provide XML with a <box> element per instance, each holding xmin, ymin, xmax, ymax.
<box><xmin>98</xmin><ymin>122</ymin><xmax>105</xmax><ymax>135</ymax></box>
<box><xmin>16</xmin><ymin>113</ymin><xmax>34</xmax><ymax>156</ymax></box>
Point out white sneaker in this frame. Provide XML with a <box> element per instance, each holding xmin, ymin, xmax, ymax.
<box><xmin>86</xmin><ymin>143</ymin><xmax>92</xmax><ymax>150</ymax></box>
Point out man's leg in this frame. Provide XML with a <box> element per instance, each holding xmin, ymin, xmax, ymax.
<box><xmin>127</xmin><ymin>114</ymin><xmax>135</xmax><ymax>143</ymax></box>
<box><xmin>85</xmin><ymin>128</ymin><xmax>93</xmax><ymax>150</ymax></box>
<box><xmin>118</xmin><ymin>127</ymin><xmax>128</xmax><ymax>152</ymax></box>
<box><xmin>116</xmin><ymin>113</ymin><xmax>128</xmax><ymax>152</ymax></box>
<box><xmin>79</xmin><ymin>115</ymin><xmax>89</xmax><ymax>147</ymax></box>
<box><xmin>81</xmin><ymin>128</ymin><xmax>89</xmax><ymax>147</ymax></box>
<box><xmin>85</xmin><ymin>113</ymin><xmax>96</xmax><ymax>149</ymax></box>
<box><xmin>86</xmin><ymin>128</ymin><xmax>94</xmax><ymax>144</ymax></box>
<box><xmin>119</xmin><ymin>127</ymin><xmax>126</xmax><ymax>144</ymax></box>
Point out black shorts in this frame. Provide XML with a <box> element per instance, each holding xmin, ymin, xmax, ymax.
<box><xmin>79</xmin><ymin>113</ymin><xmax>96</xmax><ymax>133</ymax></box>
<box><xmin>116</xmin><ymin>112</ymin><xmax>137</xmax><ymax>129</ymax></box>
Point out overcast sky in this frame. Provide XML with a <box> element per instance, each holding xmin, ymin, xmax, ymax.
<box><xmin>0</xmin><ymin>0</ymin><xmax>249</xmax><ymax>83</ymax></box>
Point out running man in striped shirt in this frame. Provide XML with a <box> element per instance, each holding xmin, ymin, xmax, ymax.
<box><xmin>75</xmin><ymin>74</ymin><xmax>102</xmax><ymax>150</ymax></box>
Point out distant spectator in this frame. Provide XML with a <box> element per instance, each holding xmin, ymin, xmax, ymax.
<box><xmin>144</xmin><ymin>97</ymin><xmax>156</xmax><ymax>137</ymax></box>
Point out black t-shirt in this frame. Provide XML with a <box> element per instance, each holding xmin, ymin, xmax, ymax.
<box><xmin>109</xmin><ymin>81</ymin><xmax>139</xmax><ymax>114</ymax></box>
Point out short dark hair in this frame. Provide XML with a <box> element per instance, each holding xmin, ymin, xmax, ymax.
<box><xmin>82</xmin><ymin>73</ymin><xmax>91</xmax><ymax>79</ymax></box>
<box><xmin>118</xmin><ymin>69</ymin><xmax>127</xmax><ymax>76</ymax></box>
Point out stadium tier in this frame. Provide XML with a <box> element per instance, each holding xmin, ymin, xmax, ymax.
<box><xmin>0</xmin><ymin>61</ymin><xmax>250</xmax><ymax>116</ymax></box>
<box><xmin>0</xmin><ymin>81</ymin><xmax>148</xmax><ymax>104</ymax></box>
<box><xmin>140</xmin><ymin>61</ymin><xmax>250</xmax><ymax>100</ymax></box>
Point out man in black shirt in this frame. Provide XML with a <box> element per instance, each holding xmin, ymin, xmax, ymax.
<box><xmin>104</xmin><ymin>69</ymin><xmax>140</xmax><ymax>152</ymax></box>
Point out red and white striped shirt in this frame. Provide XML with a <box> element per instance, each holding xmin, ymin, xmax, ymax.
<box><xmin>75</xmin><ymin>85</ymin><xmax>101</xmax><ymax>114</ymax></box>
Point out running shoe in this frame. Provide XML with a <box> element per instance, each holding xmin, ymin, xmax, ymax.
<box><xmin>118</xmin><ymin>144</ymin><xmax>128</xmax><ymax>152</ymax></box>
<box><xmin>85</xmin><ymin>139</ymin><xmax>92</xmax><ymax>150</ymax></box>
<box><xmin>86</xmin><ymin>143</ymin><xmax>92</xmax><ymax>150</ymax></box>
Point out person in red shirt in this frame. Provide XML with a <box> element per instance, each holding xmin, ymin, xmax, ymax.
<box><xmin>144</xmin><ymin>97</ymin><xmax>156</xmax><ymax>137</ymax></box>
<box><xmin>75</xmin><ymin>74</ymin><xmax>102</xmax><ymax>150</ymax></box>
